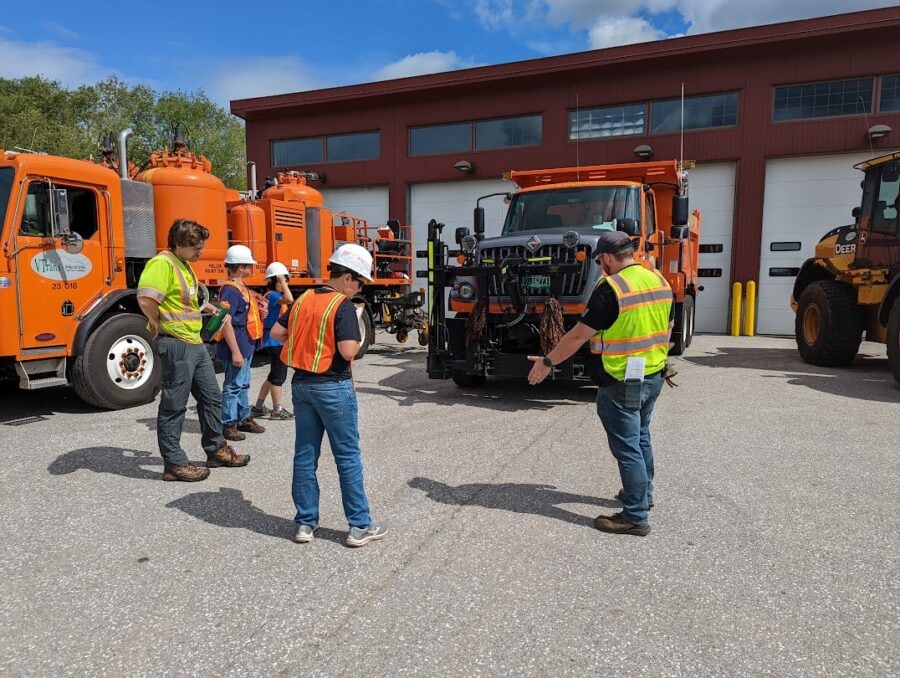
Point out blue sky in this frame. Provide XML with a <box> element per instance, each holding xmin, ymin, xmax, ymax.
<box><xmin>0</xmin><ymin>1</ymin><xmax>894</xmax><ymax>108</ymax></box>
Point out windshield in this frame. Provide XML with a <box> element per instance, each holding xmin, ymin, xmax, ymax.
<box><xmin>0</xmin><ymin>167</ymin><xmax>13</xmax><ymax>235</ymax></box>
<box><xmin>502</xmin><ymin>185</ymin><xmax>641</xmax><ymax>234</ymax></box>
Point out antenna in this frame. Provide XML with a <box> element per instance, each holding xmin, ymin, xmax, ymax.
<box><xmin>859</xmin><ymin>95</ymin><xmax>874</xmax><ymax>156</ymax></box>
<box><xmin>680</xmin><ymin>82</ymin><xmax>685</xmax><ymax>170</ymax></box>
<box><xmin>575</xmin><ymin>93</ymin><xmax>580</xmax><ymax>181</ymax></box>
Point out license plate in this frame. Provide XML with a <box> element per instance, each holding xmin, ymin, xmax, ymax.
<box><xmin>524</xmin><ymin>275</ymin><xmax>550</xmax><ymax>291</ymax></box>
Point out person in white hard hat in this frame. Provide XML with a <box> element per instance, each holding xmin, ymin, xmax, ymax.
<box><xmin>270</xmin><ymin>243</ymin><xmax>387</xmax><ymax>547</ymax></box>
<box><xmin>218</xmin><ymin>244</ymin><xmax>268</xmax><ymax>441</ymax></box>
<box><xmin>252</xmin><ymin>262</ymin><xmax>295</xmax><ymax>420</ymax></box>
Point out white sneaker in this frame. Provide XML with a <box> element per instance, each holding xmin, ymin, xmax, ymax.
<box><xmin>294</xmin><ymin>525</ymin><xmax>317</xmax><ymax>543</ymax></box>
<box><xmin>346</xmin><ymin>523</ymin><xmax>387</xmax><ymax>547</ymax></box>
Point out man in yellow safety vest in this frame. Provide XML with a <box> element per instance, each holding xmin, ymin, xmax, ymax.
<box><xmin>527</xmin><ymin>230</ymin><xmax>674</xmax><ymax>536</ymax></box>
<box><xmin>137</xmin><ymin>219</ymin><xmax>250</xmax><ymax>481</ymax></box>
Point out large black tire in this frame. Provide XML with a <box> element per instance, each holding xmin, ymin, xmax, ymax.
<box><xmin>887</xmin><ymin>296</ymin><xmax>900</xmax><ymax>386</ymax></box>
<box><xmin>795</xmin><ymin>280</ymin><xmax>862</xmax><ymax>367</ymax></box>
<box><xmin>71</xmin><ymin>313</ymin><xmax>160</xmax><ymax>410</ymax></box>
<box><xmin>451</xmin><ymin>370</ymin><xmax>486</xmax><ymax>388</ymax></box>
<box><xmin>355</xmin><ymin>305</ymin><xmax>374</xmax><ymax>359</ymax></box>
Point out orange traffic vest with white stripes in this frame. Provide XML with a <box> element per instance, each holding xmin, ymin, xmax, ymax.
<box><xmin>589</xmin><ymin>264</ymin><xmax>673</xmax><ymax>380</ymax></box>
<box><xmin>280</xmin><ymin>289</ymin><xmax>347</xmax><ymax>373</ymax></box>
<box><xmin>217</xmin><ymin>280</ymin><xmax>264</xmax><ymax>341</ymax></box>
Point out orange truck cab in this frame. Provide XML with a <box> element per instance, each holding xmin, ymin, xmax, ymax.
<box><xmin>421</xmin><ymin>160</ymin><xmax>701</xmax><ymax>387</ymax></box>
<box><xmin>0</xmin><ymin>131</ymin><xmax>423</xmax><ymax>409</ymax></box>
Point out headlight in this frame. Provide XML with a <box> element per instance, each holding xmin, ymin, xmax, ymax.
<box><xmin>563</xmin><ymin>230</ymin><xmax>580</xmax><ymax>249</ymax></box>
<box><xmin>458</xmin><ymin>282</ymin><xmax>476</xmax><ymax>299</ymax></box>
<box><xmin>461</xmin><ymin>234</ymin><xmax>478</xmax><ymax>254</ymax></box>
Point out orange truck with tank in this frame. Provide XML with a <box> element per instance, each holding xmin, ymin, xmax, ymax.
<box><xmin>0</xmin><ymin>129</ymin><xmax>423</xmax><ymax>409</ymax></box>
<box><xmin>421</xmin><ymin>160</ymin><xmax>700</xmax><ymax>386</ymax></box>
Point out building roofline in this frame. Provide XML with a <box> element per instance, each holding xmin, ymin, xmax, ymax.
<box><xmin>231</xmin><ymin>7</ymin><xmax>900</xmax><ymax>119</ymax></box>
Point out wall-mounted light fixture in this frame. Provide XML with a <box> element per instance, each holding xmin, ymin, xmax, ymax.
<box><xmin>633</xmin><ymin>144</ymin><xmax>653</xmax><ymax>160</ymax></box>
<box><xmin>454</xmin><ymin>160</ymin><xmax>475</xmax><ymax>174</ymax></box>
<box><xmin>867</xmin><ymin>124</ymin><xmax>892</xmax><ymax>141</ymax></box>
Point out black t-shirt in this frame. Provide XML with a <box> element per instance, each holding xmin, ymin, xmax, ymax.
<box><xmin>278</xmin><ymin>287</ymin><xmax>361</xmax><ymax>383</ymax></box>
<box><xmin>579</xmin><ymin>264</ymin><xmax>675</xmax><ymax>387</ymax></box>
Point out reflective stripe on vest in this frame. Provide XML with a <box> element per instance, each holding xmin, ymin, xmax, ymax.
<box><xmin>590</xmin><ymin>265</ymin><xmax>672</xmax><ymax>381</ymax></box>
<box><xmin>280</xmin><ymin>290</ymin><xmax>347</xmax><ymax>373</ymax></box>
<box><xmin>157</xmin><ymin>251</ymin><xmax>203</xmax><ymax>343</ymax></box>
<box><xmin>218</xmin><ymin>280</ymin><xmax>264</xmax><ymax>341</ymax></box>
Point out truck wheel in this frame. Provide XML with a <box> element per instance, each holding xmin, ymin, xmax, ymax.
<box><xmin>795</xmin><ymin>280</ymin><xmax>862</xmax><ymax>367</ymax></box>
<box><xmin>71</xmin><ymin>313</ymin><xmax>160</xmax><ymax>410</ymax></box>
<box><xmin>887</xmin><ymin>296</ymin><xmax>900</xmax><ymax>386</ymax></box>
<box><xmin>355</xmin><ymin>305</ymin><xmax>374</xmax><ymax>359</ymax></box>
<box><xmin>451</xmin><ymin>370</ymin><xmax>486</xmax><ymax>388</ymax></box>
<box><xmin>669</xmin><ymin>301</ymin><xmax>687</xmax><ymax>356</ymax></box>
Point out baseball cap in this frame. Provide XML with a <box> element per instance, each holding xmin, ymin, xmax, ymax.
<box><xmin>594</xmin><ymin>230</ymin><xmax>636</xmax><ymax>255</ymax></box>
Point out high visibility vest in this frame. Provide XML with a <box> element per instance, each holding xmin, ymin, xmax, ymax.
<box><xmin>280</xmin><ymin>289</ymin><xmax>347</xmax><ymax>373</ymax></box>
<box><xmin>216</xmin><ymin>279</ymin><xmax>264</xmax><ymax>341</ymax></box>
<box><xmin>589</xmin><ymin>264</ymin><xmax>673</xmax><ymax>381</ymax></box>
<box><xmin>149</xmin><ymin>251</ymin><xmax>203</xmax><ymax>343</ymax></box>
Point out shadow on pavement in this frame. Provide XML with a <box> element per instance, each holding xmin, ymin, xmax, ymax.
<box><xmin>409</xmin><ymin>477</ymin><xmax>618</xmax><ymax>529</ymax></box>
<box><xmin>357</xmin><ymin>350</ymin><xmax>597</xmax><ymax>412</ymax></box>
<box><xmin>48</xmin><ymin>446</ymin><xmax>163</xmax><ymax>480</ymax></box>
<box><xmin>166</xmin><ymin>487</ymin><xmax>346</xmax><ymax>545</ymax></box>
<box><xmin>136</xmin><ymin>415</ymin><xmax>202</xmax><ymax>435</ymax></box>
<box><xmin>682</xmin><ymin>347</ymin><xmax>899</xmax><ymax>402</ymax></box>
<box><xmin>0</xmin><ymin>385</ymin><xmax>100</xmax><ymax>425</ymax></box>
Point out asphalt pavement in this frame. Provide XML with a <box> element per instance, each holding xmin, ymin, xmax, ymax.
<box><xmin>0</xmin><ymin>334</ymin><xmax>897</xmax><ymax>676</ymax></box>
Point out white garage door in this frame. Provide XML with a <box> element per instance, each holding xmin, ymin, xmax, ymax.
<box><xmin>757</xmin><ymin>151</ymin><xmax>897</xmax><ymax>335</ymax></box>
<box><xmin>320</xmin><ymin>186</ymin><xmax>390</xmax><ymax>230</ymax></box>
<box><xmin>410</xmin><ymin>178</ymin><xmax>514</xmax><ymax>286</ymax></box>
<box><xmin>689</xmin><ymin>163</ymin><xmax>736</xmax><ymax>333</ymax></box>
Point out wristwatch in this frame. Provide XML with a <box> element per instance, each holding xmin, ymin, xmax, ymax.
<box><xmin>542</xmin><ymin>356</ymin><xmax>554</xmax><ymax>368</ymax></box>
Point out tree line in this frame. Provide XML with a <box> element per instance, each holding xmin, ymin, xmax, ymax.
<box><xmin>0</xmin><ymin>76</ymin><xmax>247</xmax><ymax>189</ymax></box>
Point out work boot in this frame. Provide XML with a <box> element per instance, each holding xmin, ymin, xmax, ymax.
<box><xmin>223</xmin><ymin>423</ymin><xmax>246</xmax><ymax>441</ymax></box>
<box><xmin>238</xmin><ymin>417</ymin><xmax>266</xmax><ymax>434</ymax></box>
<box><xmin>162</xmin><ymin>463</ymin><xmax>210</xmax><ymax>482</ymax></box>
<box><xmin>594</xmin><ymin>512</ymin><xmax>650</xmax><ymax>536</ymax></box>
<box><xmin>206</xmin><ymin>441</ymin><xmax>251</xmax><ymax>468</ymax></box>
<box><xmin>616</xmin><ymin>488</ymin><xmax>655</xmax><ymax>509</ymax></box>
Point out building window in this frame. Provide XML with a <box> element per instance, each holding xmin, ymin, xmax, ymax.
<box><xmin>326</xmin><ymin>131</ymin><xmax>380</xmax><ymax>162</ymax></box>
<box><xmin>651</xmin><ymin>92</ymin><xmax>738</xmax><ymax>133</ymax></box>
<box><xmin>880</xmin><ymin>74</ymin><xmax>900</xmax><ymax>112</ymax></box>
<box><xmin>773</xmin><ymin>78</ymin><xmax>873</xmax><ymax>121</ymax></box>
<box><xmin>475</xmin><ymin>115</ymin><xmax>542</xmax><ymax>151</ymax></box>
<box><xmin>272</xmin><ymin>137</ymin><xmax>323</xmax><ymax>166</ymax></box>
<box><xmin>569</xmin><ymin>104</ymin><xmax>646</xmax><ymax>140</ymax></box>
<box><xmin>410</xmin><ymin>123</ymin><xmax>472</xmax><ymax>156</ymax></box>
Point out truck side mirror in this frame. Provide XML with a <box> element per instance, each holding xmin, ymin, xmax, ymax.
<box><xmin>670</xmin><ymin>225</ymin><xmax>689</xmax><ymax>240</ymax></box>
<box><xmin>614</xmin><ymin>217</ymin><xmax>639</xmax><ymax>236</ymax></box>
<box><xmin>455</xmin><ymin>227</ymin><xmax>470</xmax><ymax>245</ymax></box>
<box><xmin>474</xmin><ymin>206</ymin><xmax>485</xmax><ymax>236</ymax></box>
<box><xmin>672</xmin><ymin>194</ymin><xmax>689</xmax><ymax>226</ymax></box>
<box><xmin>51</xmin><ymin>188</ymin><xmax>71</xmax><ymax>236</ymax></box>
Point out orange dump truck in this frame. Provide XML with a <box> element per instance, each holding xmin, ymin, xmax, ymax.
<box><xmin>422</xmin><ymin>160</ymin><xmax>701</xmax><ymax>386</ymax></box>
<box><xmin>0</xmin><ymin>130</ymin><xmax>423</xmax><ymax>409</ymax></box>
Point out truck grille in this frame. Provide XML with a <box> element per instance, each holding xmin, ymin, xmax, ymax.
<box><xmin>479</xmin><ymin>244</ymin><xmax>591</xmax><ymax>297</ymax></box>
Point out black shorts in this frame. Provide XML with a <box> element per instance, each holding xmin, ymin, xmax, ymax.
<box><xmin>264</xmin><ymin>346</ymin><xmax>288</xmax><ymax>386</ymax></box>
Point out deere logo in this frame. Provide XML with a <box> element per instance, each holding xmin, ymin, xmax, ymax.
<box><xmin>526</xmin><ymin>235</ymin><xmax>541</xmax><ymax>252</ymax></box>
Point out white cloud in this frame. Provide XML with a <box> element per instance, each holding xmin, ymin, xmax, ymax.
<box><xmin>0</xmin><ymin>35</ymin><xmax>110</xmax><ymax>85</ymax></box>
<box><xmin>373</xmin><ymin>51</ymin><xmax>480</xmax><ymax>81</ymax></box>
<box><xmin>197</xmin><ymin>57</ymin><xmax>325</xmax><ymax>106</ymax></box>
<box><xmin>588</xmin><ymin>16</ymin><xmax>666</xmax><ymax>49</ymax></box>
<box><xmin>473</xmin><ymin>0</ymin><xmax>517</xmax><ymax>31</ymax></box>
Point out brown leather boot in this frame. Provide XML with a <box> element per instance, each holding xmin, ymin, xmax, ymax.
<box><xmin>206</xmin><ymin>441</ymin><xmax>251</xmax><ymax>468</ymax></box>
<box><xmin>163</xmin><ymin>463</ymin><xmax>210</xmax><ymax>482</ymax></box>
<box><xmin>223</xmin><ymin>423</ymin><xmax>246</xmax><ymax>441</ymax></box>
<box><xmin>237</xmin><ymin>417</ymin><xmax>266</xmax><ymax>434</ymax></box>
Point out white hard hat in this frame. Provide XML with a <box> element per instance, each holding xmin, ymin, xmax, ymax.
<box><xmin>329</xmin><ymin>243</ymin><xmax>373</xmax><ymax>282</ymax></box>
<box><xmin>224</xmin><ymin>244</ymin><xmax>256</xmax><ymax>265</ymax></box>
<box><xmin>265</xmin><ymin>261</ymin><xmax>289</xmax><ymax>278</ymax></box>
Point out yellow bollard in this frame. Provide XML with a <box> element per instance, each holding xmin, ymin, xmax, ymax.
<box><xmin>731</xmin><ymin>282</ymin><xmax>743</xmax><ymax>336</ymax></box>
<box><xmin>744</xmin><ymin>281</ymin><xmax>756</xmax><ymax>336</ymax></box>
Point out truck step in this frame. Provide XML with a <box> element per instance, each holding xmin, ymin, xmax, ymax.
<box><xmin>20</xmin><ymin>376</ymin><xmax>69</xmax><ymax>390</ymax></box>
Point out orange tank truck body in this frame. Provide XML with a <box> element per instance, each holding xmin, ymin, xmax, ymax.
<box><xmin>0</xmin><ymin>137</ymin><xmax>424</xmax><ymax>409</ymax></box>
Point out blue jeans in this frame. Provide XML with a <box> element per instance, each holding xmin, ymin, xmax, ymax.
<box><xmin>291</xmin><ymin>379</ymin><xmax>372</xmax><ymax>529</ymax></box>
<box><xmin>222</xmin><ymin>358</ymin><xmax>252</xmax><ymax>425</ymax></box>
<box><xmin>595</xmin><ymin>371</ymin><xmax>664</xmax><ymax>525</ymax></box>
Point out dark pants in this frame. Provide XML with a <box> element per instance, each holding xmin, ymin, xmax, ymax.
<box><xmin>156</xmin><ymin>336</ymin><xmax>223</xmax><ymax>468</ymax></box>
